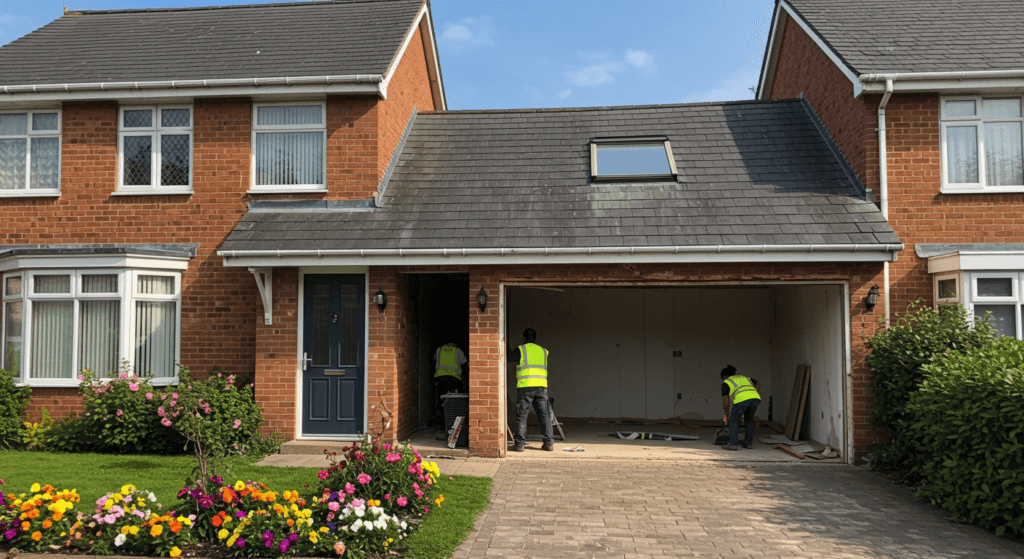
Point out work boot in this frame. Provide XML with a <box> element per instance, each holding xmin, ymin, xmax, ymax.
<box><xmin>511</xmin><ymin>444</ymin><xmax>524</xmax><ymax>452</ymax></box>
<box><xmin>723</xmin><ymin>444</ymin><xmax>738</xmax><ymax>451</ymax></box>
<box><xmin>541</xmin><ymin>443</ymin><xmax>553</xmax><ymax>451</ymax></box>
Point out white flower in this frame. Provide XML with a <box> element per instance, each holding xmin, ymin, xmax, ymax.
<box><xmin>374</xmin><ymin>518</ymin><xmax>388</xmax><ymax>530</ymax></box>
<box><xmin>114</xmin><ymin>534</ymin><xmax>127</xmax><ymax>547</ymax></box>
<box><xmin>370</xmin><ymin>506</ymin><xmax>384</xmax><ymax>515</ymax></box>
<box><xmin>364</xmin><ymin>522</ymin><xmax>373</xmax><ymax>531</ymax></box>
<box><xmin>351</xmin><ymin>519</ymin><xmax>363</xmax><ymax>531</ymax></box>
<box><xmin>400</xmin><ymin>521</ymin><xmax>408</xmax><ymax>530</ymax></box>
<box><xmin>354</xmin><ymin>508</ymin><xmax>365</xmax><ymax>518</ymax></box>
<box><xmin>147</xmin><ymin>492</ymin><xmax>156</xmax><ymax>502</ymax></box>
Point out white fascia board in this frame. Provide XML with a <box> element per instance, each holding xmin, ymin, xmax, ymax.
<box><xmin>755</xmin><ymin>4</ymin><xmax>786</xmax><ymax>100</ymax></box>
<box><xmin>380</xmin><ymin>3</ymin><xmax>447</xmax><ymax>110</ymax></box>
<box><xmin>220</xmin><ymin>244</ymin><xmax>902</xmax><ymax>268</ymax></box>
<box><xmin>773</xmin><ymin>1</ymin><xmax>863</xmax><ymax>98</ymax></box>
<box><xmin>0</xmin><ymin>79</ymin><xmax>382</xmax><ymax>104</ymax></box>
<box><xmin>928</xmin><ymin>251</ymin><xmax>1024</xmax><ymax>273</ymax></box>
<box><xmin>861</xmin><ymin>76</ymin><xmax>1024</xmax><ymax>95</ymax></box>
<box><xmin>0</xmin><ymin>253</ymin><xmax>190</xmax><ymax>273</ymax></box>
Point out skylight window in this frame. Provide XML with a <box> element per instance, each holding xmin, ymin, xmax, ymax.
<box><xmin>591</xmin><ymin>136</ymin><xmax>677</xmax><ymax>181</ymax></box>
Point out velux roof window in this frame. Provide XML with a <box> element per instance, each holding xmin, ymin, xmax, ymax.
<box><xmin>590</xmin><ymin>136</ymin><xmax>677</xmax><ymax>182</ymax></box>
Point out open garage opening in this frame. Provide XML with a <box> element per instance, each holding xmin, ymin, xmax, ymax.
<box><xmin>505</xmin><ymin>284</ymin><xmax>848</xmax><ymax>455</ymax></box>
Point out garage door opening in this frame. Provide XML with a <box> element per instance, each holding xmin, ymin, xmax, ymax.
<box><xmin>407</xmin><ymin>273</ymin><xmax>470</xmax><ymax>427</ymax></box>
<box><xmin>506</xmin><ymin>284</ymin><xmax>847</xmax><ymax>454</ymax></box>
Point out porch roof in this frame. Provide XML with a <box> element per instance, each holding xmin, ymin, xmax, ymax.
<box><xmin>220</xmin><ymin>99</ymin><xmax>902</xmax><ymax>267</ymax></box>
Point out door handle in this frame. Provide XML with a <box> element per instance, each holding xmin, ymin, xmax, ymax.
<box><xmin>302</xmin><ymin>352</ymin><xmax>313</xmax><ymax>371</ymax></box>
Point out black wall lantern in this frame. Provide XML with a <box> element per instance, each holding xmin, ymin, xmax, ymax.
<box><xmin>373</xmin><ymin>286</ymin><xmax>387</xmax><ymax>312</ymax></box>
<box><xmin>477</xmin><ymin>286</ymin><xmax>488</xmax><ymax>312</ymax></box>
<box><xmin>865</xmin><ymin>285</ymin><xmax>879</xmax><ymax>312</ymax></box>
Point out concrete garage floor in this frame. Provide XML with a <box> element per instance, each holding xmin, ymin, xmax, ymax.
<box><xmin>405</xmin><ymin>418</ymin><xmax>841</xmax><ymax>463</ymax></box>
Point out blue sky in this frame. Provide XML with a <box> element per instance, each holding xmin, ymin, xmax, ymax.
<box><xmin>0</xmin><ymin>0</ymin><xmax>775</xmax><ymax>110</ymax></box>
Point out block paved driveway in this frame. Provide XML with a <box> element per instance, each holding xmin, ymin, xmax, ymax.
<box><xmin>451</xmin><ymin>458</ymin><xmax>1024</xmax><ymax>559</ymax></box>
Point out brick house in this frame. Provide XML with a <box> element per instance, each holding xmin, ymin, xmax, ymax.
<box><xmin>760</xmin><ymin>0</ymin><xmax>1024</xmax><ymax>333</ymax></box>
<box><xmin>2</xmin><ymin>0</ymin><xmax>904</xmax><ymax>462</ymax></box>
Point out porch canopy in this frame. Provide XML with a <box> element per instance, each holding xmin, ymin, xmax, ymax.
<box><xmin>218</xmin><ymin>98</ymin><xmax>902</xmax><ymax>268</ymax></box>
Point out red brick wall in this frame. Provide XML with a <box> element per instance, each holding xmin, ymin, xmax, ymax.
<box><xmin>254</xmin><ymin>268</ymin><xmax>299</xmax><ymax>440</ymax></box>
<box><xmin>769</xmin><ymin>18</ymin><xmax>876</xmax><ymax>190</ymax></box>
<box><xmin>326</xmin><ymin>97</ymin><xmax>379</xmax><ymax>200</ymax></box>
<box><xmin>367</xmin><ymin>268</ymin><xmax>401</xmax><ymax>441</ymax></box>
<box><xmin>377</xmin><ymin>26</ymin><xmax>437</xmax><ymax>184</ymax></box>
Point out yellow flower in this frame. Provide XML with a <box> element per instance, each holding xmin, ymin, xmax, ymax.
<box><xmin>150</xmin><ymin>524</ymin><xmax>163</xmax><ymax>537</ymax></box>
<box><xmin>319</xmin><ymin>527</ymin><xmax>329</xmax><ymax>533</ymax></box>
<box><xmin>233</xmin><ymin>481</ymin><xmax>245</xmax><ymax>491</ymax></box>
<box><xmin>121</xmin><ymin>526</ymin><xmax>131</xmax><ymax>536</ymax></box>
<box><xmin>218</xmin><ymin>528</ymin><xmax>229</xmax><ymax>540</ymax></box>
<box><xmin>103</xmin><ymin>499</ymin><xmax>114</xmax><ymax>511</ymax></box>
<box><xmin>308</xmin><ymin>532</ymin><xmax>319</xmax><ymax>543</ymax></box>
<box><xmin>113</xmin><ymin>493</ymin><xmax>123</xmax><ymax>502</ymax></box>
<box><xmin>169</xmin><ymin>546</ymin><xmax>182</xmax><ymax>558</ymax></box>
<box><xmin>227</xmin><ymin>536</ymin><xmax>237</xmax><ymax>547</ymax></box>
<box><xmin>121</xmin><ymin>485</ymin><xmax>134</xmax><ymax>495</ymax></box>
<box><xmin>282</xmin><ymin>490</ymin><xmax>292</xmax><ymax>500</ymax></box>
<box><xmin>129</xmin><ymin>526</ymin><xmax>139</xmax><ymax>535</ymax></box>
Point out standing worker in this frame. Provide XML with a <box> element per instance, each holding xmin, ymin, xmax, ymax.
<box><xmin>720</xmin><ymin>364</ymin><xmax>761</xmax><ymax>451</ymax></box>
<box><xmin>507</xmin><ymin>328</ymin><xmax>554</xmax><ymax>452</ymax></box>
<box><xmin>434</xmin><ymin>342</ymin><xmax>467</xmax><ymax>423</ymax></box>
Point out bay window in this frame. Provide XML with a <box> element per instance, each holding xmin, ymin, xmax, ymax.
<box><xmin>2</xmin><ymin>268</ymin><xmax>181</xmax><ymax>385</ymax></box>
<box><xmin>941</xmin><ymin>96</ymin><xmax>1024</xmax><ymax>192</ymax></box>
<box><xmin>0</xmin><ymin>110</ymin><xmax>61</xmax><ymax>196</ymax></box>
<box><xmin>251</xmin><ymin>102</ymin><xmax>326</xmax><ymax>192</ymax></box>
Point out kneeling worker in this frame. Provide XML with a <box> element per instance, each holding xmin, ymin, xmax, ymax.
<box><xmin>720</xmin><ymin>364</ymin><xmax>761</xmax><ymax>451</ymax></box>
<box><xmin>434</xmin><ymin>342</ymin><xmax>467</xmax><ymax>422</ymax></box>
<box><xmin>508</xmin><ymin>328</ymin><xmax>554</xmax><ymax>452</ymax></box>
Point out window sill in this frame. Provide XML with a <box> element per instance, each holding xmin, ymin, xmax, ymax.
<box><xmin>248</xmin><ymin>187</ymin><xmax>327</xmax><ymax>194</ymax></box>
<box><xmin>942</xmin><ymin>186</ymin><xmax>1024</xmax><ymax>194</ymax></box>
<box><xmin>112</xmin><ymin>189</ymin><xmax>193</xmax><ymax>196</ymax></box>
<box><xmin>0</xmin><ymin>190</ymin><xmax>61</xmax><ymax>198</ymax></box>
<box><xmin>16</xmin><ymin>377</ymin><xmax>179</xmax><ymax>388</ymax></box>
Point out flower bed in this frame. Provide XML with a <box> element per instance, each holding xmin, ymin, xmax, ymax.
<box><xmin>0</xmin><ymin>437</ymin><xmax>443</xmax><ymax>557</ymax></box>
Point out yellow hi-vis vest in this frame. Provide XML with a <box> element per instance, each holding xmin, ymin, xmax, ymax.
<box><xmin>724</xmin><ymin>375</ymin><xmax>760</xmax><ymax>404</ymax></box>
<box><xmin>516</xmin><ymin>343</ymin><xmax>549</xmax><ymax>388</ymax></box>
<box><xmin>435</xmin><ymin>344</ymin><xmax>462</xmax><ymax>380</ymax></box>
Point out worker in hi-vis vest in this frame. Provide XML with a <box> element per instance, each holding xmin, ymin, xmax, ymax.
<box><xmin>434</xmin><ymin>343</ymin><xmax>467</xmax><ymax>422</ymax></box>
<box><xmin>720</xmin><ymin>364</ymin><xmax>762</xmax><ymax>451</ymax></box>
<box><xmin>507</xmin><ymin>328</ymin><xmax>554</xmax><ymax>452</ymax></box>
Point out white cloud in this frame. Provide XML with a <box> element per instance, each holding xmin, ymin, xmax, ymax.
<box><xmin>440</xmin><ymin>16</ymin><xmax>495</xmax><ymax>52</ymax></box>
<box><xmin>568</xmin><ymin>62</ymin><xmax>624</xmax><ymax>87</ymax></box>
<box><xmin>559</xmin><ymin>89</ymin><xmax>572</xmax><ymax>99</ymax></box>
<box><xmin>626</xmin><ymin>49</ymin><xmax>653</xmax><ymax>68</ymax></box>
<box><xmin>684</xmin><ymin>68</ymin><xmax>761</xmax><ymax>103</ymax></box>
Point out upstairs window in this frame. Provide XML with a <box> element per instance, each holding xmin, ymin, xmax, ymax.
<box><xmin>118</xmin><ymin>106</ymin><xmax>193</xmax><ymax>194</ymax></box>
<box><xmin>252</xmin><ymin>103</ymin><xmax>326</xmax><ymax>192</ymax></box>
<box><xmin>0</xmin><ymin>110</ymin><xmax>61</xmax><ymax>196</ymax></box>
<box><xmin>591</xmin><ymin>136</ymin><xmax>677</xmax><ymax>182</ymax></box>
<box><xmin>941</xmin><ymin>96</ymin><xmax>1024</xmax><ymax>192</ymax></box>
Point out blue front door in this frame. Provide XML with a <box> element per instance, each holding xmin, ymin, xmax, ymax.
<box><xmin>302</xmin><ymin>274</ymin><xmax>365</xmax><ymax>436</ymax></box>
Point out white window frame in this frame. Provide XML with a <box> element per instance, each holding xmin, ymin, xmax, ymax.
<box><xmin>117</xmin><ymin>105</ymin><xmax>193</xmax><ymax>195</ymax></box>
<box><xmin>0</xmin><ymin>109</ymin><xmax>62</xmax><ymax>197</ymax></box>
<box><xmin>961</xmin><ymin>272</ymin><xmax>1024</xmax><ymax>340</ymax></box>
<box><xmin>1</xmin><ymin>267</ymin><xmax>182</xmax><ymax>387</ymax></box>
<box><xmin>3</xmin><ymin>273</ymin><xmax>24</xmax><ymax>381</ymax></box>
<box><xmin>940</xmin><ymin>95</ymin><xmax>1024</xmax><ymax>193</ymax></box>
<box><xmin>250</xmin><ymin>101</ymin><xmax>328</xmax><ymax>193</ymax></box>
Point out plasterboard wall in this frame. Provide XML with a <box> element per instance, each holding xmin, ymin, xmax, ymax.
<box><xmin>506</xmin><ymin>287</ymin><xmax>772</xmax><ymax>420</ymax></box>
<box><xmin>770</xmin><ymin>284</ymin><xmax>845</xmax><ymax>448</ymax></box>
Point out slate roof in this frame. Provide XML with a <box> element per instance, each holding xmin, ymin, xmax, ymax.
<box><xmin>786</xmin><ymin>0</ymin><xmax>1024</xmax><ymax>74</ymax></box>
<box><xmin>0</xmin><ymin>0</ymin><xmax>423</xmax><ymax>87</ymax></box>
<box><xmin>221</xmin><ymin>99</ymin><xmax>900</xmax><ymax>255</ymax></box>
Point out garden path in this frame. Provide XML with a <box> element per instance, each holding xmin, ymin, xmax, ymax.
<box><xmin>453</xmin><ymin>457</ymin><xmax>1024</xmax><ymax>559</ymax></box>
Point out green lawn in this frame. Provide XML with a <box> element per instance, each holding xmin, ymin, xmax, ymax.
<box><xmin>0</xmin><ymin>451</ymin><xmax>492</xmax><ymax>558</ymax></box>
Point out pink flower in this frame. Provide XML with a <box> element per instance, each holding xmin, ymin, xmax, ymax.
<box><xmin>344</xmin><ymin>483</ymin><xmax>355</xmax><ymax>495</ymax></box>
<box><xmin>350</xmin><ymin>499</ymin><xmax>365</xmax><ymax>508</ymax></box>
<box><xmin>396</xmin><ymin>496</ymin><xmax>408</xmax><ymax>507</ymax></box>
<box><xmin>119</xmin><ymin>372</ymin><xmax>129</xmax><ymax>380</ymax></box>
<box><xmin>116</xmin><ymin>409</ymin><xmax>123</xmax><ymax>416</ymax></box>
<box><xmin>160</xmin><ymin>418</ymin><xmax>172</xmax><ymax>427</ymax></box>
<box><xmin>103</xmin><ymin>514</ymin><xmax>116</xmax><ymax>524</ymax></box>
<box><xmin>77</xmin><ymin>374</ymin><xmax>85</xmax><ymax>381</ymax></box>
<box><xmin>161</xmin><ymin>394</ymin><xmax>167</xmax><ymax>400</ymax></box>
<box><xmin>424</xmin><ymin>506</ymin><xmax>430</xmax><ymax>514</ymax></box>
<box><xmin>357</xmin><ymin>473</ymin><xmax>371</xmax><ymax>485</ymax></box>
<box><xmin>157</xmin><ymin>406</ymin><xmax>166</xmax><ymax>417</ymax></box>
<box><xmin>172</xmin><ymin>393</ymin><xmax>179</xmax><ymax>399</ymax></box>
<box><xmin>326</xmin><ymin>512</ymin><xmax>335</xmax><ymax>521</ymax></box>
<box><xmin>233</xmin><ymin>419</ymin><xmax>241</xmax><ymax>429</ymax></box>
<box><xmin>145</xmin><ymin>392</ymin><xmax>154</xmax><ymax>400</ymax></box>
<box><xmin>327</xmin><ymin>501</ymin><xmax>340</xmax><ymax>511</ymax></box>
<box><xmin>383</xmin><ymin>443</ymin><xmax>391</xmax><ymax>451</ymax></box>
<box><xmin>408</xmin><ymin>465</ymin><xmax>418</xmax><ymax>474</ymax></box>
<box><xmin>128</xmin><ymin>382</ymin><xmax>139</xmax><ymax>392</ymax></box>
<box><xmin>317</xmin><ymin>470</ymin><xmax>329</xmax><ymax>481</ymax></box>
<box><xmin>169</xmin><ymin>400</ymin><xmax>176</xmax><ymax>407</ymax></box>
<box><xmin>384</xmin><ymin>493</ymin><xmax>390</xmax><ymax>501</ymax></box>
<box><xmin>386</xmin><ymin>453</ymin><xmax>401</xmax><ymax>463</ymax></box>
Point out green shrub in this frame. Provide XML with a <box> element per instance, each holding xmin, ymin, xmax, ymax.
<box><xmin>0</xmin><ymin>368</ymin><xmax>30</xmax><ymax>449</ymax></box>
<box><xmin>22</xmin><ymin>408</ymin><xmax>55</xmax><ymax>450</ymax></box>
<box><xmin>865</xmin><ymin>302</ymin><xmax>997</xmax><ymax>480</ymax></box>
<box><xmin>910</xmin><ymin>336</ymin><xmax>1024</xmax><ymax>537</ymax></box>
<box><xmin>43</xmin><ymin>413</ymin><xmax>97</xmax><ymax>454</ymax></box>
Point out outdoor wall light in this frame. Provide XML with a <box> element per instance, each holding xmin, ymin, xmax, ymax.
<box><xmin>477</xmin><ymin>286</ymin><xmax>488</xmax><ymax>312</ymax></box>
<box><xmin>374</xmin><ymin>286</ymin><xmax>387</xmax><ymax>312</ymax></box>
<box><xmin>865</xmin><ymin>285</ymin><xmax>879</xmax><ymax>312</ymax></box>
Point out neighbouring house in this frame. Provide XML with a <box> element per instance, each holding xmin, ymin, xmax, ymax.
<box><xmin>1</xmin><ymin>0</ymin><xmax>904</xmax><ymax>461</ymax></box>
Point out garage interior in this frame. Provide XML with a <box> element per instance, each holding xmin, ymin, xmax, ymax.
<box><xmin>407</xmin><ymin>273</ymin><xmax>470</xmax><ymax>426</ymax></box>
<box><xmin>504</xmin><ymin>284</ymin><xmax>848</xmax><ymax>454</ymax></box>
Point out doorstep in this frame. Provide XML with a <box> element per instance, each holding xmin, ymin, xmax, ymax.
<box><xmin>279</xmin><ymin>439</ymin><xmax>470</xmax><ymax>459</ymax></box>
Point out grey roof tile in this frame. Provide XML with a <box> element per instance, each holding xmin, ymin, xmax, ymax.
<box><xmin>787</xmin><ymin>0</ymin><xmax>1024</xmax><ymax>74</ymax></box>
<box><xmin>223</xmin><ymin>99</ymin><xmax>900</xmax><ymax>254</ymax></box>
<box><xmin>0</xmin><ymin>0</ymin><xmax>422</xmax><ymax>86</ymax></box>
